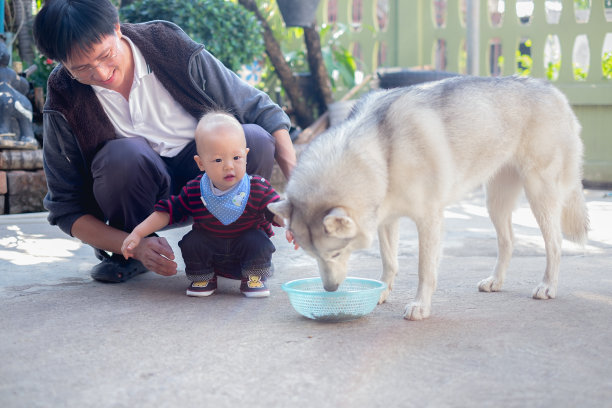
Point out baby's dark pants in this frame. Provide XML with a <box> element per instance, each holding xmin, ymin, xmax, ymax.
<box><xmin>90</xmin><ymin>124</ymin><xmax>275</xmax><ymax>232</ymax></box>
<box><xmin>178</xmin><ymin>228</ymin><xmax>275</xmax><ymax>282</ymax></box>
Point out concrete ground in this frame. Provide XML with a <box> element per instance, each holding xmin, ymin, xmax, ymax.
<box><xmin>1</xmin><ymin>188</ymin><xmax>611</xmax><ymax>408</ymax></box>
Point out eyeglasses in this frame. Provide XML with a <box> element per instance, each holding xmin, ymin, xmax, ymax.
<box><xmin>67</xmin><ymin>39</ymin><xmax>119</xmax><ymax>80</ymax></box>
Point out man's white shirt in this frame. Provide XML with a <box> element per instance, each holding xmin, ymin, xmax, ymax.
<box><xmin>92</xmin><ymin>35</ymin><xmax>197</xmax><ymax>157</ymax></box>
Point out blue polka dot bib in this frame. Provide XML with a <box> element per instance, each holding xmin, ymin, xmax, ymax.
<box><xmin>199</xmin><ymin>173</ymin><xmax>250</xmax><ymax>225</ymax></box>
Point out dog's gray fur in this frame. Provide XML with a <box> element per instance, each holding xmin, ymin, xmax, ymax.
<box><xmin>269</xmin><ymin>75</ymin><xmax>589</xmax><ymax>320</ymax></box>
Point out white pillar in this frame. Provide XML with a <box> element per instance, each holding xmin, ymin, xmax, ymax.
<box><xmin>466</xmin><ymin>0</ymin><xmax>480</xmax><ymax>76</ymax></box>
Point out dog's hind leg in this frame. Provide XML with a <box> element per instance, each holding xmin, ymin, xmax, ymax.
<box><xmin>405</xmin><ymin>214</ymin><xmax>444</xmax><ymax>320</ymax></box>
<box><xmin>478</xmin><ymin>166</ymin><xmax>522</xmax><ymax>293</ymax></box>
<box><xmin>523</xmin><ymin>174</ymin><xmax>564</xmax><ymax>299</ymax></box>
<box><xmin>378</xmin><ymin>219</ymin><xmax>399</xmax><ymax>304</ymax></box>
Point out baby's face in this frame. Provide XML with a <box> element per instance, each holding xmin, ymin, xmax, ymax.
<box><xmin>195</xmin><ymin>125</ymin><xmax>249</xmax><ymax>191</ymax></box>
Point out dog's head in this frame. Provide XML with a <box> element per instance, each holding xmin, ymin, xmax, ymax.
<box><xmin>269</xmin><ymin>200</ymin><xmax>373</xmax><ymax>291</ymax></box>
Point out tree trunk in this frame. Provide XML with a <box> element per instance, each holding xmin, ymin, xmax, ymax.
<box><xmin>303</xmin><ymin>26</ymin><xmax>333</xmax><ymax>114</ymax></box>
<box><xmin>238</xmin><ymin>0</ymin><xmax>314</xmax><ymax>128</ymax></box>
<box><xmin>15</xmin><ymin>0</ymin><xmax>35</xmax><ymax>66</ymax></box>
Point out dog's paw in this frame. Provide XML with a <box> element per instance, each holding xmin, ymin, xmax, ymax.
<box><xmin>378</xmin><ymin>287</ymin><xmax>390</xmax><ymax>304</ymax></box>
<box><xmin>478</xmin><ymin>276</ymin><xmax>503</xmax><ymax>292</ymax></box>
<box><xmin>403</xmin><ymin>302</ymin><xmax>431</xmax><ymax>321</ymax></box>
<box><xmin>532</xmin><ymin>283</ymin><xmax>556</xmax><ymax>299</ymax></box>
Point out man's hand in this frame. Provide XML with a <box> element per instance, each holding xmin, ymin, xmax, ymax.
<box><xmin>71</xmin><ymin>214</ymin><xmax>177</xmax><ymax>276</ymax></box>
<box><xmin>272</xmin><ymin>128</ymin><xmax>296</xmax><ymax>178</ymax></box>
<box><xmin>131</xmin><ymin>236</ymin><xmax>178</xmax><ymax>276</ymax></box>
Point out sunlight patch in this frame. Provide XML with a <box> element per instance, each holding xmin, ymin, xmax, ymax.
<box><xmin>575</xmin><ymin>291</ymin><xmax>612</xmax><ymax>306</ymax></box>
<box><xmin>0</xmin><ymin>237</ymin><xmax>82</xmax><ymax>266</ymax></box>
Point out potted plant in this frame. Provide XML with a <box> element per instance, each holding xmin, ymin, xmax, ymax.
<box><xmin>276</xmin><ymin>0</ymin><xmax>321</xmax><ymax>28</ymax></box>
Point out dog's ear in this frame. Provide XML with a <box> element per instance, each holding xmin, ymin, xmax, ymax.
<box><xmin>323</xmin><ymin>207</ymin><xmax>357</xmax><ymax>238</ymax></box>
<box><xmin>268</xmin><ymin>199</ymin><xmax>292</xmax><ymax>220</ymax></box>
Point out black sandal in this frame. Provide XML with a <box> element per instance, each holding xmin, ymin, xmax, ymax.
<box><xmin>90</xmin><ymin>251</ymin><xmax>149</xmax><ymax>283</ymax></box>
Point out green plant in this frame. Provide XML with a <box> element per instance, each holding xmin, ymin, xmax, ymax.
<box><xmin>251</xmin><ymin>1</ymin><xmax>305</xmax><ymax>94</ymax></box>
<box><xmin>258</xmin><ymin>22</ymin><xmax>356</xmax><ymax>95</ymax></box>
<box><xmin>319</xmin><ymin>23</ymin><xmax>356</xmax><ymax>92</ymax></box>
<box><xmin>546</xmin><ymin>60</ymin><xmax>561</xmax><ymax>81</ymax></box>
<box><xmin>458</xmin><ymin>40</ymin><xmax>467</xmax><ymax>74</ymax></box>
<box><xmin>516</xmin><ymin>39</ymin><xmax>532</xmax><ymax>76</ymax></box>
<box><xmin>497</xmin><ymin>55</ymin><xmax>505</xmax><ymax>74</ymax></box>
<box><xmin>120</xmin><ymin>0</ymin><xmax>265</xmax><ymax>72</ymax></box>
<box><xmin>573</xmin><ymin>65</ymin><xmax>587</xmax><ymax>81</ymax></box>
<box><xmin>603</xmin><ymin>51</ymin><xmax>612</xmax><ymax>79</ymax></box>
<box><xmin>29</xmin><ymin>51</ymin><xmax>58</xmax><ymax>91</ymax></box>
<box><xmin>574</xmin><ymin>0</ymin><xmax>590</xmax><ymax>10</ymax></box>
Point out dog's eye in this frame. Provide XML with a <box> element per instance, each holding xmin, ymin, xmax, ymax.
<box><xmin>331</xmin><ymin>252</ymin><xmax>341</xmax><ymax>259</ymax></box>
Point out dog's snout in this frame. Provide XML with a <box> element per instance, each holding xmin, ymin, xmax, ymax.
<box><xmin>318</xmin><ymin>259</ymin><xmax>346</xmax><ymax>292</ymax></box>
<box><xmin>323</xmin><ymin>282</ymin><xmax>339</xmax><ymax>292</ymax></box>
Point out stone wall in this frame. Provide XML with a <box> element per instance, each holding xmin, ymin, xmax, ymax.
<box><xmin>0</xmin><ymin>142</ymin><xmax>301</xmax><ymax>214</ymax></box>
<box><xmin>0</xmin><ymin>149</ymin><xmax>46</xmax><ymax>214</ymax></box>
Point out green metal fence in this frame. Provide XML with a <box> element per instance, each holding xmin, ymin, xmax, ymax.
<box><xmin>317</xmin><ymin>0</ymin><xmax>612</xmax><ymax>185</ymax></box>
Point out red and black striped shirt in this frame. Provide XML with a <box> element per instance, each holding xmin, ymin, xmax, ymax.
<box><xmin>155</xmin><ymin>174</ymin><xmax>280</xmax><ymax>239</ymax></box>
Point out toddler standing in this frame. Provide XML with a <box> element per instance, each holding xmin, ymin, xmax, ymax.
<box><xmin>122</xmin><ymin>112</ymin><xmax>284</xmax><ymax>297</ymax></box>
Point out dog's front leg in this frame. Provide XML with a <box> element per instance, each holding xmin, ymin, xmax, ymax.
<box><xmin>405</xmin><ymin>215</ymin><xmax>443</xmax><ymax>320</ymax></box>
<box><xmin>377</xmin><ymin>219</ymin><xmax>399</xmax><ymax>304</ymax></box>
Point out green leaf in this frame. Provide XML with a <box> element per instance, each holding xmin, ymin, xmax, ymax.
<box><xmin>120</xmin><ymin>0</ymin><xmax>264</xmax><ymax>72</ymax></box>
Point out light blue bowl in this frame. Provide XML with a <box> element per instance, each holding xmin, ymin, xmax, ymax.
<box><xmin>282</xmin><ymin>277</ymin><xmax>387</xmax><ymax>322</ymax></box>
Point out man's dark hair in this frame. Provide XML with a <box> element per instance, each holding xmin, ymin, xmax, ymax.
<box><xmin>33</xmin><ymin>0</ymin><xmax>119</xmax><ymax>62</ymax></box>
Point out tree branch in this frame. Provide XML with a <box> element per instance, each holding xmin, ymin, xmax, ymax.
<box><xmin>238</xmin><ymin>0</ymin><xmax>314</xmax><ymax>128</ymax></box>
<box><xmin>304</xmin><ymin>26</ymin><xmax>332</xmax><ymax>114</ymax></box>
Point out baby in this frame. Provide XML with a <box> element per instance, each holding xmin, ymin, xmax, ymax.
<box><xmin>122</xmin><ymin>111</ymin><xmax>285</xmax><ymax>297</ymax></box>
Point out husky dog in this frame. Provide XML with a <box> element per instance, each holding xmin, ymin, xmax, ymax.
<box><xmin>269</xmin><ymin>76</ymin><xmax>589</xmax><ymax>320</ymax></box>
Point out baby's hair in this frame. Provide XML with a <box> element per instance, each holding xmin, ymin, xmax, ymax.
<box><xmin>195</xmin><ymin>110</ymin><xmax>246</xmax><ymax>149</ymax></box>
<box><xmin>198</xmin><ymin>110</ymin><xmax>241</xmax><ymax>129</ymax></box>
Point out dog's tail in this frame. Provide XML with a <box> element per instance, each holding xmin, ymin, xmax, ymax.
<box><xmin>561</xmin><ymin>186</ymin><xmax>589</xmax><ymax>245</ymax></box>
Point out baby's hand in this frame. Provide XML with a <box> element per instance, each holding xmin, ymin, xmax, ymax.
<box><xmin>271</xmin><ymin>214</ymin><xmax>299</xmax><ymax>249</ymax></box>
<box><xmin>273</xmin><ymin>214</ymin><xmax>285</xmax><ymax>227</ymax></box>
<box><xmin>286</xmin><ymin>230</ymin><xmax>299</xmax><ymax>250</ymax></box>
<box><xmin>122</xmin><ymin>233</ymin><xmax>142</xmax><ymax>259</ymax></box>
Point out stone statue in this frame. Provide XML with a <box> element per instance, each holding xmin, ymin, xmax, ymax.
<box><xmin>0</xmin><ymin>36</ymin><xmax>37</xmax><ymax>147</ymax></box>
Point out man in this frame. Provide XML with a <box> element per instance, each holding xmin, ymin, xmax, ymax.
<box><xmin>33</xmin><ymin>0</ymin><xmax>296</xmax><ymax>283</ymax></box>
